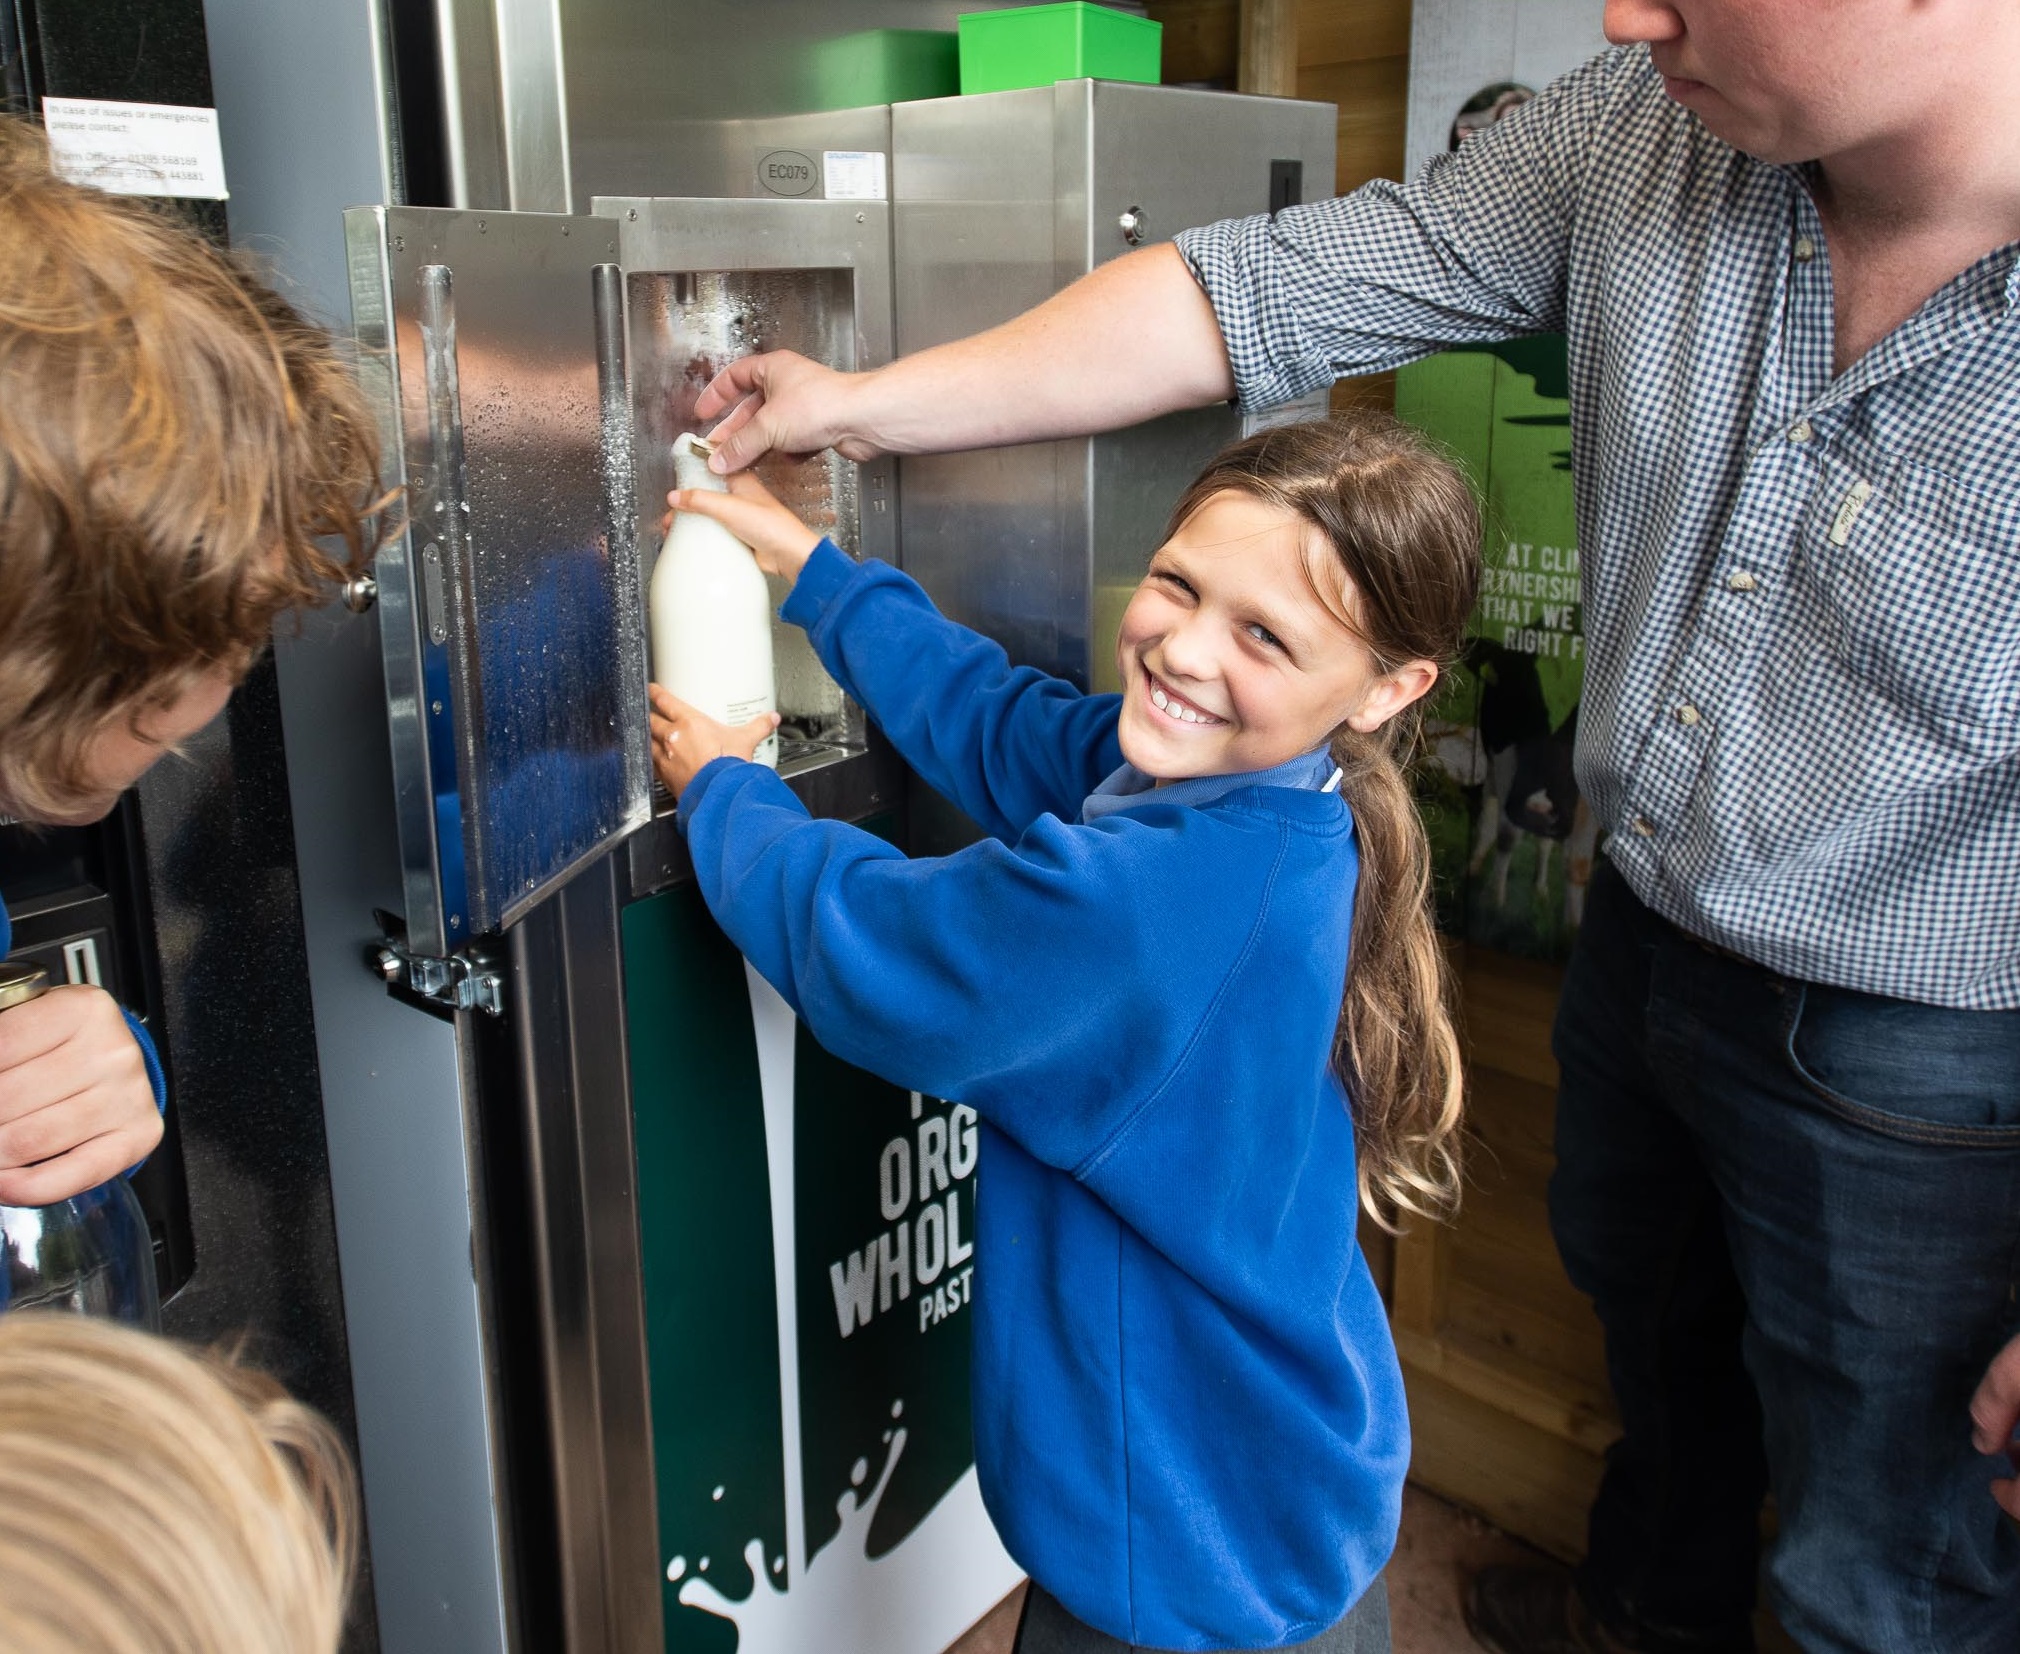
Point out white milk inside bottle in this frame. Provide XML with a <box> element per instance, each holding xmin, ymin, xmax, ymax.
<box><xmin>652</xmin><ymin>433</ymin><xmax>779</xmax><ymax>769</ymax></box>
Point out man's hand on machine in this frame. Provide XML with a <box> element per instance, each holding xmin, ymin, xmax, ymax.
<box><xmin>696</xmin><ymin>351</ymin><xmax>885</xmax><ymax>473</ymax></box>
<box><xmin>649</xmin><ymin>686</ymin><xmax>782</xmax><ymax>803</ymax></box>
<box><xmin>1971</xmin><ymin>1332</ymin><xmax>2020</xmax><ymax>1520</ymax></box>
<box><xmin>0</xmin><ymin>985</ymin><xmax>162</xmax><ymax>1206</ymax></box>
<box><xmin>665</xmin><ymin>469</ymin><xmax>824</xmax><ymax>585</ymax></box>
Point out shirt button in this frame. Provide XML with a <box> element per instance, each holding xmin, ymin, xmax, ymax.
<box><xmin>1629</xmin><ymin>815</ymin><xmax>1656</xmax><ymax>837</ymax></box>
<box><xmin>1675</xmin><ymin>703</ymin><xmax>1701</xmax><ymax>727</ymax></box>
<box><xmin>1727</xmin><ymin>570</ymin><xmax>1758</xmax><ymax>592</ymax></box>
<box><xmin>1789</xmin><ymin>418</ymin><xmax>1815</xmax><ymax>443</ymax></box>
<box><xmin>1793</xmin><ymin>235</ymin><xmax>1817</xmax><ymax>263</ymax></box>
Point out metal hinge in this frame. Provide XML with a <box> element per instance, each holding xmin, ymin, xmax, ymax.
<box><xmin>370</xmin><ymin>910</ymin><xmax>505</xmax><ymax>1017</ymax></box>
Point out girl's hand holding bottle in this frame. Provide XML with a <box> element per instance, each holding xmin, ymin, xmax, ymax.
<box><xmin>650</xmin><ymin>464</ymin><xmax>822</xmax><ymax>799</ymax></box>
<box><xmin>664</xmin><ymin>469</ymin><xmax>823</xmax><ymax>585</ymax></box>
<box><xmin>649</xmin><ymin>686</ymin><xmax>782</xmax><ymax>802</ymax></box>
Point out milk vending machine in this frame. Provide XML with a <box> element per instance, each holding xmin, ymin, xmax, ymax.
<box><xmin>200</xmin><ymin>3</ymin><xmax>1334</xmax><ymax>1649</ymax></box>
<box><xmin>334</xmin><ymin>189</ymin><xmax>1006</xmax><ymax>1654</ymax></box>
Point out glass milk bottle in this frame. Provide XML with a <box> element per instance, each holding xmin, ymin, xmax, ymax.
<box><xmin>0</xmin><ymin>963</ymin><xmax>161</xmax><ymax>1329</ymax></box>
<box><xmin>652</xmin><ymin>433</ymin><xmax>779</xmax><ymax>769</ymax></box>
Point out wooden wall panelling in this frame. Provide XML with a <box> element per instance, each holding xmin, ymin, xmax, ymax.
<box><xmin>1455</xmin><ymin>945</ymin><xmax>1562</xmax><ymax>1089</ymax></box>
<box><xmin>1301</xmin><ymin>0</ymin><xmax>1411</xmax><ymax>63</ymax></box>
<box><xmin>1298</xmin><ymin>55</ymin><xmax>1408</xmax><ymax>195</ymax></box>
<box><xmin>1295</xmin><ymin>0</ymin><xmax>1411</xmax><ymax>408</ymax></box>
<box><xmin>1148</xmin><ymin>0</ymin><xmax>1239</xmax><ymax>85</ymax></box>
<box><xmin>1146</xmin><ymin>0</ymin><xmax>1414</xmax><ymax>181</ymax></box>
<box><xmin>1387</xmin><ymin>944</ymin><xmax>1619</xmax><ymax>1556</ymax></box>
<box><xmin>1239</xmin><ymin>0</ymin><xmax>1300</xmax><ymax>95</ymax></box>
<box><xmin>1403</xmin><ymin>1363</ymin><xmax>1600</xmax><ymax>1562</ymax></box>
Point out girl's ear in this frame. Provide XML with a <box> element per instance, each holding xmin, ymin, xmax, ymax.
<box><xmin>1345</xmin><ymin>659</ymin><xmax>1439</xmax><ymax>734</ymax></box>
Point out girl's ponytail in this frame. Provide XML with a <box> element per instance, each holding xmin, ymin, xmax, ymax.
<box><xmin>1331</xmin><ymin>719</ymin><xmax>1464</xmax><ymax>1229</ymax></box>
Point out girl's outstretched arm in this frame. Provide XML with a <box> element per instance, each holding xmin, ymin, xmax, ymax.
<box><xmin>677</xmin><ymin>757</ymin><xmax>1280</xmax><ymax>1172</ymax></box>
<box><xmin>662</xmin><ymin>472</ymin><xmax>822</xmax><ymax>584</ymax></box>
<box><xmin>782</xmin><ymin>543</ymin><xmax>1122</xmax><ymax>841</ymax></box>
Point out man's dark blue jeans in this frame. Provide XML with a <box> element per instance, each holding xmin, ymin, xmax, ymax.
<box><xmin>1551</xmin><ymin>859</ymin><xmax>2020</xmax><ymax>1653</ymax></box>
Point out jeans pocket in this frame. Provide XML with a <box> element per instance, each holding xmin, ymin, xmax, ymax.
<box><xmin>1780</xmin><ymin>984</ymin><xmax>2020</xmax><ymax>1147</ymax></box>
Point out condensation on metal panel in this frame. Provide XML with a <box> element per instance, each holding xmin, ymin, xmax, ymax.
<box><xmin>380</xmin><ymin>208</ymin><xmax>650</xmax><ymax>938</ymax></box>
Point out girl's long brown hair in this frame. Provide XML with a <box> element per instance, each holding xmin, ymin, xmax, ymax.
<box><xmin>1164</xmin><ymin>414</ymin><xmax>1481</xmax><ymax>1230</ymax></box>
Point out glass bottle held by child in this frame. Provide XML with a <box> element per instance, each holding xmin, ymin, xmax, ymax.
<box><xmin>0</xmin><ymin>964</ymin><xmax>161</xmax><ymax>1330</ymax></box>
<box><xmin>652</xmin><ymin>433</ymin><xmax>779</xmax><ymax>769</ymax></box>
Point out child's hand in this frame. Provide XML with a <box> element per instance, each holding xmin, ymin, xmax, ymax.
<box><xmin>0</xmin><ymin>986</ymin><xmax>162</xmax><ymax>1205</ymax></box>
<box><xmin>666</xmin><ymin>470</ymin><xmax>824</xmax><ymax>585</ymax></box>
<box><xmin>650</xmin><ymin>684</ymin><xmax>782</xmax><ymax>802</ymax></box>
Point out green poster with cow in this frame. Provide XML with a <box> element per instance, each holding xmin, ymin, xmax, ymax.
<box><xmin>1399</xmin><ymin>337</ymin><xmax>1592</xmax><ymax>961</ymax></box>
<box><xmin>1395</xmin><ymin>0</ymin><xmax>1609</xmax><ymax>961</ymax></box>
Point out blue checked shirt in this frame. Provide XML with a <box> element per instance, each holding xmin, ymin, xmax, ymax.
<box><xmin>1177</xmin><ymin>44</ymin><xmax>2020</xmax><ymax>1010</ymax></box>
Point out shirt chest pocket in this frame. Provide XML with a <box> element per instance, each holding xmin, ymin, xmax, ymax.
<box><xmin>1801</xmin><ymin>449</ymin><xmax>2020</xmax><ymax>729</ymax></box>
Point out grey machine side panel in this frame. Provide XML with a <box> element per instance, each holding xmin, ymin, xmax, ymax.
<box><xmin>1078</xmin><ymin>83</ymin><xmax>1337</xmax><ymax>696</ymax></box>
<box><xmin>892</xmin><ymin>88</ymin><xmax>1076</xmax><ymax>678</ymax></box>
<box><xmin>202</xmin><ymin>4</ymin><xmax>514</xmax><ymax>1651</ymax></box>
<box><xmin>553</xmin><ymin>0</ymin><xmax>1002</xmax><ymax>199</ymax></box>
<box><xmin>894</xmin><ymin>84</ymin><xmax>1337</xmax><ymax>691</ymax></box>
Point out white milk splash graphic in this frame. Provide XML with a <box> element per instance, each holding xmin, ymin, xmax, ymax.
<box><xmin>666</xmin><ymin>970</ymin><xmax>1019</xmax><ymax>1652</ymax></box>
<box><xmin>678</xmin><ymin>1404</ymin><xmax>1016</xmax><ymax>1653</ymax></box>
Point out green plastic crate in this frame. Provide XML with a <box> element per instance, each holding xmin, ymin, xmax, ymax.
<box><xmin>957</xmin><ymin>3</ymin><xmax>1162</xmax><ymax>95</ymax></box>
<box><xmin>807</xmin><ymin>29</ymin><xmax>960</xmax><ymax>112</ymax></box>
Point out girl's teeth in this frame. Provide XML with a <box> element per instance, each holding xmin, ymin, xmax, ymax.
<box><xmin>1149</xmin><ymin>676</ymin><xmax>1215</xmax><ymax>725</ymax></box>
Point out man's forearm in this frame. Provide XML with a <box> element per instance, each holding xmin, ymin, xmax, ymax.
<box><xmin>854</xmin><ymin>243</ymin><xmax>1237</xmax><ymax>455</ymax></box>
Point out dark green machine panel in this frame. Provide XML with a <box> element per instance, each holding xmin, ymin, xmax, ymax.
<box><xmin>625</xmin><ymin>880</ymin><xmax>789</xmax><ymax>1654</ymax></box>
<box><xmin>624</xmin><ymin>844</ymin><xmax>1004</xmax><ymax>1652</ymax></box>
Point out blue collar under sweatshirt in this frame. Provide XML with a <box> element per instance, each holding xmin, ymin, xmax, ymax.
<box><xmin>1079</xmin><ymin>748</ymin><xmax>1339</xmax><ymax>824</ymax></box>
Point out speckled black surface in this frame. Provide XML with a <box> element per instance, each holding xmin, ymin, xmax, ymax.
<box><xmin>135</xmin><ymin>660</ymin><xmax>357</xmax><ymax>1429</ymax></box>
<box><xmin>137</xmin><ymin>659</ymin><xmax>380</xmax><ymax>1654</ymax></box>
<box><xmin>145</xmin><ymin>385</ymin><xmax>382</xmax><ymax>1636</ymax></box>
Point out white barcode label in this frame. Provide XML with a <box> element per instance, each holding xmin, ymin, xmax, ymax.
<box><xmin>823</xmin><ymin>150</ymin><xmax>888</xmax><ymax>201</ymax></box>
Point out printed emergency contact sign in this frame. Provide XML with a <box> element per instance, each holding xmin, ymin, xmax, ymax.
<box><xmin>41</xmin><ymin>98</ymin><xmax>229</xmax><ymax>200</ymax></box>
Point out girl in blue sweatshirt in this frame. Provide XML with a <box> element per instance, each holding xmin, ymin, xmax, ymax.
<box><xmin>650</xmin><ymin>415</ymin><xmax>1479</xmax><ymax>1654</ymax></box>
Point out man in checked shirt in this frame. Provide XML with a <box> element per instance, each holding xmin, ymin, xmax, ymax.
<box><xmin>694</xmin><ymin>2</ymin><xmax>2020</xmax><ymax>1649</ymax></box>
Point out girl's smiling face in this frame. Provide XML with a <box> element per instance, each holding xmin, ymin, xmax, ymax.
<box><xmin>1114</xmin><ymin>489</ymin><xmax>1438</xmax><ymax>783</ymax></box>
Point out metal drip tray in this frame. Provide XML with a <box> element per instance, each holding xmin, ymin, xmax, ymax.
<box><xmin>646</xmin><ymin>728</ymin><xmax>866</xmax><ymax>820</ymax></box>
